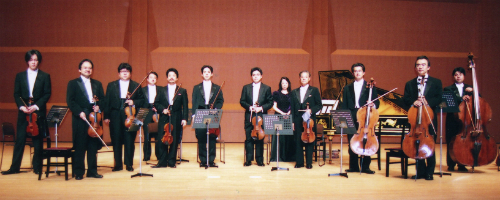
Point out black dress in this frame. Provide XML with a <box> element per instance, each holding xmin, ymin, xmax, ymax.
<box><xmin>270</xmin><ymin>91</ymin><xmax>295</xmax><ymax>162</ymax></box>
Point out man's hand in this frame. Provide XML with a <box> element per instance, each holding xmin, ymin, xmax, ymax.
<box><xmin>79</xmin><ymin>112</ymin><xmax>87</xmax><ymax>120</ymax></box>
<box><xmin>93</xmin><ymin>105</ymin><xmax>100</xmax><ymax>113</ymax></box>
<box><xmin>163</xmin><ymin>109</ymin><xmax>170</xmax><ymax>115</ymax></box>
<box><xmin>125</xmin><ymin>100</ymin><xmax>134</xmax><ymax>106</ymax></box>
<box><xmin>104</xmin><ymin>119</ymin><xmax>110</xmax><ymax>124</ymax></box>
<box><xmin>181</xmin><ymin>120</ymin><xmax>187</xmax><ymax>127</ymax></box>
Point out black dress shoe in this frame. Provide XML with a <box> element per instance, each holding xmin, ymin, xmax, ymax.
<box><xmin>361</xmin><ymin>169</ymin><xmax>375</xmax><ymax>174</ymax></box>
<box><xmin>257</xmin><ymin>162</ymin><xmax>265</xmax><ymax>167</ymax></box>
<box><xmin>87</xmin><ymin>174</ymin><xmax>103</xmax><ymax>178</ymax></box>
<box><xmin>447</xmin><ymin>166</ymin><xmax>455</xmax><ymax>171</ymax></box>
<box><xmin>33</xmin><ymin>170</ymin><xmax>41</xmax><ymax>175</ymax></box>
<box><xmin>457</xmin><ymin>166</ymin><xmax>468</xmax><ymax>172</ymax></box>
<box><xmin>151</xmin><ymin>164</ymin><xmax>167</xmax><ymax>168</ymax></box>
<box><xmin>425</xmin><ymin>174</ymin><xmax>434</xmax><ymax>180</ymax></box>
<box><xmin>209</xmin><ymin>162</ymin><xmax>218</xmax><ymax>167</ymax></box>
<box><xmin>126</xmin><ymin>166</ymin><xmax>134</xmax><ymax>171</ymax></box>
<box><xmin>306</xmin><ymin>164</ymin><xmax>313</xmax><ymax>169</ymax></box>
<box><xmin>75</xmin><ymin>175</ymin><xmax>84</xmax><ymax>180</ymax></box>
<box><xmin>112</xmin><ymin>167</ymin><xmax>123</xmax><ymax>172</ymax></box>
<box><xmin>168</xmin><ymin>164</ymin><xmax>176</xmax><ymax>168</ymax></box>
<box><xmin>143</xmin><ymin>158</ymin><xmax>150</xmax><ymax>161</ymax></box>
<box><xmin>200</xmin><ymin>163</ymin><xmax>208</xmax><ymax>167</ymax></box>
<box><xmin>294</xmin><ymin>164</ymin><xmax>304</xmax><ymax>168</ymax></box>
<box><xmin>345</xmin><ymin>169</ymin><xmax>360</xmax><ymax>173</ymax></box>
<box><xmin>244</xmin><ymin>161</ymin><xmax>252</xmax><ymax>166</ymax></box>
<box><xmin>1</xmin><ymin>169</ymin><xmax>20</xmax><ymax>175</ymax></box>
<box><xmin>411</xmin><ymin>175</ymin><xmax>425</xmax><ymax>179</ymax></box>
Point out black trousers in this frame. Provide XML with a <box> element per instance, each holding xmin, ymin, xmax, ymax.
<box><xmin>9</xmin><ymin>112</ymin><xmax>44</xmax><ymax>171</ymax></box>
<box><xmin>108</xmin><ymin>109</ymin><xmax>137</xmax><ymax>167</ymax></box>
<box><xmin>244</xmin><ymin>125</ymin><xmax>264</xmax><ymax>163</ymax></box>
<box><xmin>156</xmin><ymin>120</ymin><xmax>181</xmax><ymax>166</ymax></box>
<box><xmin>445</xmin><ymin>113</ymin><xmax>465</xmax><ymax>168</ymax></box>
<box><xmin>142</xmin><ymin>109</ymin><xmax>158</xmax><ymax>160</ymax></box>
<box><xmin>347</xmin><ymin>134</ymin><xmax>372</xmax><ymax>171</ymax></box>
<box><xmin>294</xmin><ymin>127</ymin><xmax>314</xmax><ymax>166</ymax></box>
<box><xmin>196</xmin><ymin>128</ymin><xmax>217</xmax><ymax>163</ymax></box>
<box><xmin>72</xmin><ymin>112</ymin><xmax>101</xmax><ymax>176</ymax></box>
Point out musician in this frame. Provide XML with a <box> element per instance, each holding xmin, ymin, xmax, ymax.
<box><xmin>192</xmin><ymin>65</ymin><xmax>224</xmax><ymax>167</ymax></box>
<box><xmin>270</xmin><ymin>77</ymin><xmax>295</xmax><ymax>162</ymax></box>
<box><xmin>403</xmin><ymin>56</ymin><xmax>442</xmax><ymax>180</ymax></box>
<box><xmin>104</xmin><ymin>63</ymin><xmax>144</xmax><ymax>172</ymax></box>
<box><xmin>152</xmin><ymin>68</ymin><xmax>188</xmax><ymax>168</ymax></box>
<box><xmin>2</xmin><ymin>50</ymin><xmax>51</xmax><ymax>175</ymax></box>
<box><xmin>444</xmin><ymin>67</ymin><xmax>472</xmax><ymax>172</ymax></box>
<box><xmin>142</xmin><ymin>72</ymin><xmax>162</xmax><ymax>161</ymax></box>
<box><xmin>66</xmin><ymin>59</ymin><xmax>105</xmax><ymax>180</ymax></box>
<box><xmin>340</xmin><ymin>63</ymin><xmax>379</xmax><ymax>174</ymax></box>
<box><xmin>240</xmin><ymin>67</ymin><xmax>273</xmax><ymax>167</ymax></box>
<box><xmin>291</xmin><ymin>70</ymin><xmax>322</xmax><ymax>169</ymax></box>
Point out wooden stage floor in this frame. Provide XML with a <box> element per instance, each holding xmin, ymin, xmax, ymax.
<box><xmin>1</xmin><ymin>142</ymin><xmax>499</xmax><ymax>199</ymax></box>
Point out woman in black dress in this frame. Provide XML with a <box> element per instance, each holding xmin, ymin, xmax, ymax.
<box><xmin>270</xmin><ymin>77</ymin><xmax>295</xmax><ymax>162</ymax></box>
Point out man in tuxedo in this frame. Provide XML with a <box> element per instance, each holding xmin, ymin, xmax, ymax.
<box><xmin>192</xmin><ymin>65</ymin><xmax>224</xmax><ymax>168</ymax></box>
<box><xmin>152</xmin><ymin>68</ymin><xmax>188</xmax><ymax>168</ymax></box>
<box><xmin>103</xmin><ymin>63</ymin><xmax>144</xmax><ymax>172</ymax></box>
<box><xmin>403</xmin><ymin>55</ymin><xmax>442</xmax><ymax>180</ymax></box>
<box><xmin>240</xmin><ymin>67</ymin><xmax>273</xmax><ymax>167</ymax></box>
<box><xmin>66</xmin><ymin>59</ymin><xmax>105</xmax><ymax>180</ymax></box>
<box><xmin>444</xmin><ymin>67</ymin><xmax>472</xmax><ymax>172</ymax></box>
<box><xmin>291</xmin><ymin>70</ymin><xmax>322</xmax><ymax>169</ymax></box>
<box><xmin>340</xmin><ymin>63</ymin><xmax>379</xmax><ymax>174</ymax></box>
<box><xmin>141</xmin><ymin>72</ymin><xmax>161</xmax><ymax>161</ymax></box>
<box><xmin>2</xmin><ymin>50</ymin><xmax>51</xmax><ymax>175</ymax></box>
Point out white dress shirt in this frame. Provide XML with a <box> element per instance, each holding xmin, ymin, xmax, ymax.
<box><xmin>416</xmin><ymin>74</ymin><xmax>429</xmax><ymax>97</ymax></box>
<box><xmin>203</xmin><ymin>80</ymin><xmax>212</xmax><ymax>105</ymax></box>
<box><xmin>27</xmin><ymin>69</ymin><xmax>38</xmax><ymax>98</ymax></box>
<box><xmin>81</xmin><ymin>75</ymin><xmax>94</xmax><ymax>103</ymax></box>
<box><xmin>252</xmin><ymin>82</ymin><xmax>261</xmax><ymax>105</ymax></box>
<box><xmin>148</xmin><ymin>85</ymin><xmax>156</xmax><ymax>104</ymax></box>
<box><xmin>300</xmin><ymin>84</ymin><xmax>309</xmax><ymax>103</ymax></box>
<box><xmin>168</xmin><ymin>84</ymin><xmax>177</xmax><ymax>105</ymax></box>
<box><xmin>455</xmin><ymin>83</ymin><xmax>464</xmax><ymax>97</ymax></box>
<box><xmin>119</xmin><ymin>80</ymin><xmax>130</xmax><ymax>98</ymax></box>
<box><xmin>353</xmin><ymin>80</ymin><xmax>363</xmax><ymax>108</ymax></box>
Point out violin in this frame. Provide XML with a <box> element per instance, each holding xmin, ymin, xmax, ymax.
<box><xmin>251</xmin><ymin>102</ymin><xmax>265</xmax><ymax>140</ymax></box>
<box><xmin>161</xmin><ymin>84</ymin><xmax>182</xmax><ymax>145</ymax></box>
<box><xmin>350</xmin><ymin>78</ymin><xmax>379</xmax><ymax>156</ymax></box>
<box><xmin>449</xmin><ymin>53</ymin><xmax>497</xmax><ymax>168</ymax></box>
<box><xmin>301</xmin><ymin>102</ymin><xmax>315</xmax><ymax>143</ymax></box>
<box><xmin>208</xmin><ymin>81</ymin><xmax>225</xmax><ymax>137</ymax></box>
<box><xmin>88</xmin><ymin>95</ymin><xmax>103</xmax><ymax>138</ymax></box>
<box><xmin>124</xmin><ymin>92</ymin><xmax>136</xmax><ymax>128</ymax></box>
<box><xmin>402</xmin><ymin>77</ymin><xmax>435</xmax><ymax>159</ymax></box>
<box><xmin>23</xmin><ymin>98</ymin><xmax>39</xmax><ymax>137</ymax></box>
<box><xmin>152</xmin><ymin>106</ymin><xmax>159</xmax><ymax>123</ymax></box>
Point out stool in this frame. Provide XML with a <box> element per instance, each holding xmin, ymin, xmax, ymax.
<box><xmin>38</xmin><ymin>147</ymin><xmax>74</xmax><ymax>180</ymax></box>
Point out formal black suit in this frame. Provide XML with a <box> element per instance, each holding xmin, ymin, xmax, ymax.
<box><xmin>141</xmin><ymin>85</ymin><xmax>163</xmax><ymax>161</ymax></box>
<box><xmin>104</xmin><ymin>80</ymin><xmax>144</xmax><ymax>169</ymax></box>
<box><xmin>154</xmin><ymin>85</ymin><xmax>188</xmax><ymax>167</ymax></box>
<box><xmin>340</xmin><ymin>80</ymin><xmax>379</xmax><ymax>171</ymax></box>
<box><xmin>291</xmin><ymin>85</ymin><xmax>322</xmax><ymax>167</ymax></box>
<box><xmin>403</xmin><ymin>75</ymin><xmax>442</xmax><ymax>177</ymax></box>
<box><xmin>240</xmin><ymin>83</ymin><xmax>273</xmax><ymax>164</ymax></box>
<box><xmin>66</xmin><ymin>77</ymin><xmax>105</xmax><ymax>177</ymax></box>
<box><xmin>8</xmin><ymin>69</ymin><xmax>51</xmax><ymax>173</ymax></box>
<box><xmin>192</xmin><ymin>82</ymin><xmax>224</xmax><ymax>164</ymax></box>
<box><xmin>444</xmin><ymin>83</ymin><xmax>472</xmax><ymax>169</ymax></box>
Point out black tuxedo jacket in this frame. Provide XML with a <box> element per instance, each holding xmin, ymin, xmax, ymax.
<box><xmin>192</xmin><ymin>82</ymin><xmax>224</xmax><ymax>115</ymax></box>
<box><xmin>444</xmin><ymin>83</ymin><xmax>473</xmax><ymax>105</ymax></box>
<box><xmin>239</xmin><ymin>83</ymin><xmax>273</xmax><ymax>127</ymax></box>
<box><xmin>290</xmin><ymin>86</ymin><xmax>323</xmax><ymax>127</ymax></box>
<box><xmin>340</xmin><ymin>80</ymin><xmax>380</xmax><ymax>123</ymax></box>
<box><xmin>403</xmin><ymin>76</ymin><xmax>442</xmax><ymax>110</ymax></box>
<box><xmin>66</xmin><ymin>77</ymin><xmax>105</xmax><ymax>117</ymax></box>
<box><xmin>142</xmin><ymin>85</ymin><xmax>164</xmax><ymax>108</ymax></box>
<box><xmin>154</xmin><ymin>85</ymin><xmax>189</xmax><ymax>125</ymax></box>
<box><xmin>103</xmin><ymin>80</ymin><xmax>144</xmax><ymax>120</ymax></box>
<box><xmin>14</xmin><ymin>70</ymin><xmax>51</xmax><ymax>113</ymax></box>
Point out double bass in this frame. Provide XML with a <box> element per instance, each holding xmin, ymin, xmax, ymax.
<box><xmin>350</xmin><ymin>78</ymin><xmax>379</xmax><ymax>157</ymax></box>
<box><xmin>450</xmin><ymin>53</ymin><xmax>497</xmax><ymax>169</ymax></box>
<box><xmin>161</xmin><ymin>84</ymin><xmax>182</xmax><ymax>145</ymax></box>
<box><xmin>301</xmin><ymin>102</ymin><xmax>315</xmax><ymax>143</ymax></box>
<box><xmin>402</xmin><ymin>77</ymin><xmax>435</xmax><ymax>159</ymax></box>
<box><xmin>88</xmin><ymin>95</ymin><xmax>103</xmax><ymax>138</ymax></box>
<box><xmin>250</xmin><ymin>102</ymin><xmax>265</xmax><ymax>140</ymax></box>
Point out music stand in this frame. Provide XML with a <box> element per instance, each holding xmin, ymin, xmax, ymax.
<box><xmin>328</xmin><ymin>110</ymin><xmax>356</xmax><ymax>178</ymax></box>
<box><xmin>434</xmin><ymin>91</ymin><xmax>458</xmax><ymax>178</ymax></box>
<box><xmin>263</xmin><ymin>114</ymin><xmax>293</xmax><ymax>171</ymax></box>
<box><xmin>192</xmin><ymin>109</ymin><xmax>222</xmax><ymax>169</ymax></box>
<box><xmin>46</xmin><ymin>105</ymin><xmax>68</xmax><ymax>173</ymax></box>
<box><xmin>130</xmin><ymin>108</ymin><xmax>153</xmax><ymax>178</ymax></box>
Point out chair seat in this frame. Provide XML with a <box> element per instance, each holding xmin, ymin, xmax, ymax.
<box><xmin>39</xmin><ymin>147</ymin><xmax>74</xmax><ymax>181</ymax></box>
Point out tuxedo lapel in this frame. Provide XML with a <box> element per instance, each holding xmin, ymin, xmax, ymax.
<box><xmin>349</xmin><ymin>83</ymin><xmax>355</xmax><ymax>105</ymax></box>
<box><xmin>451</xmin><ymin>84</ymin><xmax>460</xmax><ymax>98</ymax></box>
<box><xmin>144</xmin><ymin>86</ymin><xmax>149</xmax><ymax>102</ymax></box>
<box><xmin>76</xmin><ymin>78</ymin><xmax>89</xmax><ymax>102</ymax></box>
<box><xmin>21</xmin><ymin>71</ymin><xmax>29</xmax><ymax>97</ymax></box>
<box><xmin>210</xmin><ymin>84</ymin><xmax>216</xmax><ymax>100</ymax></box>
<box><xmin>302</xmin><ymin>87</ymin><xmax>313</xmax><ymax>104</ymax></box>
<box><xmin>359</xmin><ymin>80</ymin><xmax>367</xmax><ymax>106</ymax></box>
<box><xmin>199</xmin><ymin>84</ymin><xmax>205</xmax><ymax>102</ymax></box>
<box><xmin>423</xmin><ymin>79</ymin><xmax>432</xmax><ymax>96</ymax></box>
<box><xmin>294</xmin><ymin>89</ymin><xmax>301</xmax><ymax>104</ymax></box>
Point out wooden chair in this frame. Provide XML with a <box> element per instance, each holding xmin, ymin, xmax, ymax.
<box><xmin>384</xmin><ymin>122</ymin><xmax>415</xmax><ymax>179</ymax></box>
<box><xmin>1</xmin><ymin>122</ymin><xmax>34</xmax><ymax>172</ymax></box>
<box><xmin>313</xmin><ymin>125</ymin><xmax>326</xmax><ymax>166</ymax></box>
<box><xmin>38</xmin><ymin>147</ymin><xmax>74</xmax><ymax>180</ymax></box>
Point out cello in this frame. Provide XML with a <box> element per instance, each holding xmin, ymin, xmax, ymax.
<box><xmin>402</xmin><ymin>77</ymin><xmax>435</xmax><ymax>159</ymax></box>
<box><xmin>301</xmin><ymin>102</ymin><xmax>315</xmax><ymax>143</ymax></box>
<box><xmin>449</xmin><ymin>53</ymin><xmax>497</xmax><ymax>169</ymax></box>
<box><xmin>250</xmin><ymin>102</ymin><xmax>265</xmax><ymax>141</ymax></box>
<box><xmin>350</xmin><ymin>78</ymin><xmax>379</xmax><ymax>157</ymax></box>
<box><xmin>88</xmin><ymin>95</ymin><xmax>103</xmax><ymax>138</ymax></box>
<box><xmin>21</xmin><ymin>97</ymin><xmax>39</xmax><ymax>137</ymax></box>
<box><xmin>208</xmin><ymin>81</ymin><xmax>225</xmax><ymax>137</ymax></box>
<box><xmin>161</xmin><ymin>84</ymin><xmax>182</xmax><ymax>145</ymax></box>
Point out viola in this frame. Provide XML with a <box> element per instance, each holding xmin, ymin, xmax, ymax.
<box><xmin>449</xmin><ymin>53</ymin><xmax>497</xmax><ymax>168</ymax></box>
<box><xmin>350</xmin><ymin>78</ymin><xmax>379</xmax><ymax>156</ymax></box>
<box><xmin>208</xmin><ymin>81</ymin><xmax>225</xmax><ymax>137</ymax></box>
<box><xmin>124</xmin><ymin>92</ymin><xmax>136</xmax><ymax>129</ymax></box>
<box><xmin>301</xmin><ymin>102</ymin><xmax>315</xmax><ymax>143</ymax></box>
<box><xmin>161</xmin><ymin>84</ymin><xmax>182</xmax><ymax>145</ymax></box>
<box><xmin>24</xmin><ymin>98</ymin><xmax>39</xmax><ymax>137</ymax></box>
<box><xmin>88</xmin><ymin>95</ymin><xmax>103</xmax><ymax>138</ymax></box>
<box><xmin>402</xmin><ymin>78</ymin><xmax>435</xmax><ymax>159</ymax></box>
<box><xmin>251</xmin><ymin>102</ymin><xmax>265</xmax><ymax>140</ymax></box>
